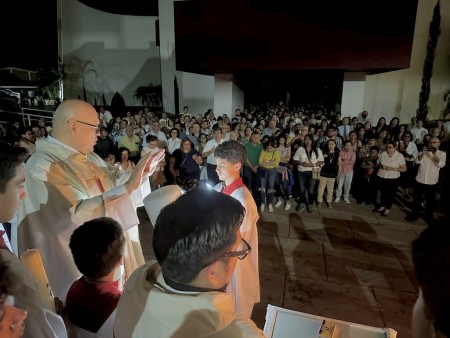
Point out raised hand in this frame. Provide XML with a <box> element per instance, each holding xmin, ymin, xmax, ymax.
<box><xmin>125</xmin><ymin>149</ymin><xmax>165</xmax><ymax>194</ymax></box>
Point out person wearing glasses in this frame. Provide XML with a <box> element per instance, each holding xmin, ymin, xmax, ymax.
<box><xmin>373</xmin><ymin>141</ymin><xmax>407</xmax><ymax>216</ymax></box>
<box><xmin>114</xmin><ymin>189</ymin><xmax>265</xmax><ymax>338</ymax></box>
<box><xmin>17</xmin><ymin>99</ymin><xmax>165</xmax><ymax>298</ymax></box>
<box><xmin>405</xmin><ymin>137</ymin><xmax>446</xmax><ymax>222</ymax></box>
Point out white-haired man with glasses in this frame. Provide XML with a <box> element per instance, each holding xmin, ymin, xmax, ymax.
<box><xmin>114</xmin><ymin>189</ymin><xmax>265</xmax><ymax>338</ymax></box>
<box><xmin>17</xmin><ymin>99</ymin><xmax>165</xmax><ymax>298</ymax></box>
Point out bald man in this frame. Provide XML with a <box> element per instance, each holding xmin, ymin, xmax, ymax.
<box><xmin>17</xmin><ymin>99</ymin><xmax>165</xmax><ymax>297</ymax></box>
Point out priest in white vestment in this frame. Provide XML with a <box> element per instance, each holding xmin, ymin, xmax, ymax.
<box><xmin>17</xmin><ymin>99</ymin><xmax>165</xmax><ymax>297</ymax></box>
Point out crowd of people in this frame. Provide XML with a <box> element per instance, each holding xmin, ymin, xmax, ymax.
<box><xmin>0</xmin><ymin>99</ymin><xmax>449</xmax><ymax>337</ymax></box>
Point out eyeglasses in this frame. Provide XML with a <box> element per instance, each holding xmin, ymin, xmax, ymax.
<box><xmin>74</xmin><ymin>120</ymin><xmax>99</xmax><ymax>130</ymax></box>
<box><xmin>223</xmin><ymin>238</ymin><xmax>252</xmax><ymax>260</ymax></box>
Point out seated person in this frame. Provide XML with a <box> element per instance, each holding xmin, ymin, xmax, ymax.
<box><xmin>65</xmin><ymin>217</ymin><xmax>125</xmax><ymax>336</ymax></box>
<box><xmin>114</xmin><ymin>189</ymin><xmax>265</xmax><ymax>338</ymax></box>
<box><xmin>412</xmin><ymin>222</ymin><xmax>450</xmax><ymax>338</ymax></box>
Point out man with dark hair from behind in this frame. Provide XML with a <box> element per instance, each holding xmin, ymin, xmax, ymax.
<box><xmin>0</xmin><ymin>146</ymin><xmax>27</xmax><ymax>252</ymax></box>
<box><xmin>114</xmin><ymin>189</ymin><xmax>265</xmax><ymax>338</ymax></box>
<box><xmin>66</xmin><ymin>217</ymin><xmax>125</xmax><ymax>336</ymax></box>
<box><xmin>0</xmin><ymin>145</ymin><xmax>68</xmax><ymax>338</ymax></box>
<box><xmin>213</xmin><ymin>140</ymin><xmax>260</xmax><ymax>319</ymax></box>
<box><xmin>412</xmin><ymin>222</ymin><xmax>450</xmax><ymax>338</ymax></box>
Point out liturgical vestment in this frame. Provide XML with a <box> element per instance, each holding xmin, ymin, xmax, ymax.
<box><xmin>17</xmin><ymin>138</ymin><xmax>145</xmax><ymax>297</ymax></box>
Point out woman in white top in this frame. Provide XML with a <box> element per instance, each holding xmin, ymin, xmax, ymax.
<box><xmin>374</xmin><ymin>140</ymin><xmax>407</xmax><ymax>216</ymax></box>
<box><xmin>292</xmin><ymin>134</ymin><xmax>324</xmax><ymax>213</ymax></box>
<box><xmin>167</xmin><ymin>128</ymin><xmax>181</xmax><ymax>155</ymax></box>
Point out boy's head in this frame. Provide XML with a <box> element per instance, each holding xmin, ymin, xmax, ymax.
<box><xmin>69</xmin><ymin>217</ymin><xmax>125</xmax><ymax>279</ymax></box>
<box><xmin>0</xmin><ymin>146</ymin><xmax>27</xmax><ymax>222</ymax></box>
<box><xmin>146</xmin><ymin>134</ymin><xmax>158</xmax><ymax>149</ymax></box>
<box><xmin>214</xmin><ymin>141</ymin><xmax>247</xmax><ymax>184</ymax></box>
<box><xmin>369</xmin><ymin>146</ymin><xmax>380</xmax><ymax>158</ymax></box>
<box><xmin>153</xmin><ymin>190</ymin><xmax>246</xmax><ymax>289</ymax></box>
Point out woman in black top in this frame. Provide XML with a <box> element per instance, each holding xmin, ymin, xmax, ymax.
<box><xmin>169</xmin><ymin>137</ymin><xmax>203</xmax><ymax>191</ymax></box>
<box><xmin>317</xmin><ymin>139</ymin><xmax>342</xmax><ymax>208</ymax></box>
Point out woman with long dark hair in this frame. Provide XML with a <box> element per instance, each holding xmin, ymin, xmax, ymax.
<box><xmin>375</xmin><ymin>117</ymin><xmax>387</xmax><ymax>134</ymax></box>
<box><xmin>292</xmin><ymin>134</ymin><xmax>324</xmax><ymax>213</ymax></box>
<box><xmin>170</xmin><ymin>137</ymin><xmax>203</xmax><ymax>191</ymax></box>
<box><xmin>317</xmin><ymin>139</ymin><xmax>341</xmax><ymax>208</ymax></box>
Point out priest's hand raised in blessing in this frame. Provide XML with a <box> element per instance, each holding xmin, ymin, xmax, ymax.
<box><xmin>125</xmin><ymin>149</ymin><xmax>165</xmax><ymax>194</ymax></box>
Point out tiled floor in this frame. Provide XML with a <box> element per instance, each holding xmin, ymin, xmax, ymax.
<box><xmin>137</xmin><ymin>192</ymin><xmax>446</xmax><ymax>338</ymax></box>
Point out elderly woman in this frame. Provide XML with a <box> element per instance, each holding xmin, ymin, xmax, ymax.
<box><xmin>169</xmin><ymin>137</ymin><xmax>203</xmax><ymax>191</ymax></box>
<box><xmin>373</xmin><ymin>140</ymin><xmax>407</xmax><ymax>216</ymax></box>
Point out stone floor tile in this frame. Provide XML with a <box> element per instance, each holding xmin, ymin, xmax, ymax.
<box><xmin>257</xmin><ymin>211</ymin><xmax>291</xmax><ymax>224</ymax></box>
<box><xmin>277</xmin><ymin>237</ymin><xmax>326</xmax><ymax>280</ymax></box>
<box><xmin>252</xmin><ymin>272</ymin><xmax>286</xmax><ymax>329</ymax></box>
<box><xmin>394</xmin><ymin>250</ymin><xmax>419</xmax><ymax>292</ymax></box>
<box><xmin>350</xmin><ymin>221</ymin><xmax>418</xmax><ymax>252</ymax></box>
<box><xmin>323</xmin><ymin>243</ymin><xmax>416</xmax><ymax>292</ymax></box>
<box><xmin>290</xmin><ymin>216</ymin><xmax>358</xmax><ymax>245</ymax></box>
<box><xmin>319</xmin><ymin>205</ymin><xmax>380</xmax><ymax>223</ymax></box>
<box><xmin>258</xmin><ymin>234</ymin><xmax>290</xmax><ymax>274</ymax></box>
<box><xmin>258</xmin><ymin>218</ymin><xmax>290</xmax><ymax>238</ymax></box>
<box><xmin>373</xmin><ymin>288</ymin><xmax>418</xmax><ymax>338</ymax></box>
<box><xmin>283</xmin><ymin>276</ymin><xmax>385</xmax><ymax>328</ymax></box>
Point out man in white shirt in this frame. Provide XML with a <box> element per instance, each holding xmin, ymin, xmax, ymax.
<box><xmin>142</xmin><ymin>120</ymin><xmax>168</xmax><ymax>147</ymax></box>
<box><xmin>338</xmin><ymin>117</ymin><xmax>353</xmax><ymax>141</ymax></box>
<box><xmin>405</xmin><ymin>137</ymin><xmax>446</xmax><ymax>222</ymax></box>
<box><xmin>201</xmin><ymin>127</ymin><xmax>223</xmax><ymax>185</ymax></box>
<box><xmin>99</xmin><ymin>106</ymin><xmax>113</xmax><ymax>126</ymax></box>
<box><xmin>411</xmin><ymin>120</ymin><xmax>428</xmax><ymax>144</ymax></box>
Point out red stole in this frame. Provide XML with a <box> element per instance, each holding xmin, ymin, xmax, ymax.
<box><xmin>222</xmin><ymin>177</ymin><xmax>245</xmax><ymax>196</ymax></box>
